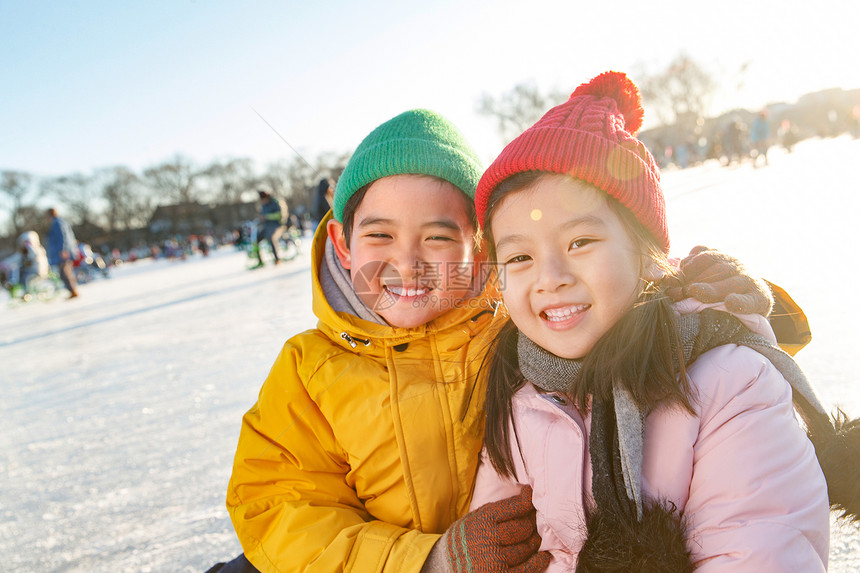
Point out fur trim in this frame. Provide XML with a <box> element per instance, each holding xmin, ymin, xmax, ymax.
<box><xmin>576</xmin><ymin>502</ymin><xmax>694</xmax><ymax>573</ymax></box>
<box><xmin>809</xmin><ymin>410</ymin><xmax>860</xmax><ymax>522</ymax></box>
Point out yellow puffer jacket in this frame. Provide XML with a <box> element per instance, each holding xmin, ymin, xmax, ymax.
<box><xmin>227</xmin><ymin>216</ymin><xmax>505</xmax><ymax>572</ymax></box>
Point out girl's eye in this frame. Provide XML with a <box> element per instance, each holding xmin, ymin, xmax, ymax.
<box><xmin>503</xmin><ymin>254</ymin><xmax>531</xmax><ymax>265</ymax></box>
<box><xmin>428</xmin><ymin>235</ymin><xmax>456</xmax><ymax>242</ymax></box>
<box><xmin>570</xmin><ymin>238</ymin><xmax>595</xmax><ymax>250</ymax></box>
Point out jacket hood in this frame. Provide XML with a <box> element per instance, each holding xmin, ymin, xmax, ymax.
<box><xmin>18</xmin><ymin>230</ymin><xmax>40</xmax><ymax>247</ymax></box>
<box><xmin>310</xmin><ymin>211</ymin><xmax>500</xmax><ymax>347</ymax></box>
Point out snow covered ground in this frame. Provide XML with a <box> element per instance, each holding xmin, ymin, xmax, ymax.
<box><xmin>2</xmin><ymin>136</ymin><xmax>859</xmax><ymax>572</ymax></box>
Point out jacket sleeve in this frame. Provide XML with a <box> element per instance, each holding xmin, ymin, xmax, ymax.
<box><xmin>226</xmin><ymin>342</ymin><xmax>439</xmax><ymax>573</ymax></box>
<box><xmin>63</xmin><ymin>221</ymin><xmax>77</xmax><ymax>252</ymax></box>
<box><xmin>668</xmin><ymin>345</ymin><xmax>830</xmax><ymax>572</ymax></box>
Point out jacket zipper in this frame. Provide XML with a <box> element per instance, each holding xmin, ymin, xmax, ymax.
<box><xmin>341</xmin><ymin>332</ymin><xmax>370</xmax><ymax>348</ymax></box>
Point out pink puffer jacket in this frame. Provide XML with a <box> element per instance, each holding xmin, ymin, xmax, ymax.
<box><xmin>470</xmin><ymin>308</ymin><xmax>830</xmax><ymax>572</ymax></box>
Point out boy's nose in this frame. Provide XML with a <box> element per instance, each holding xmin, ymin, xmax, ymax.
<box><xmin>388</xmin><ymin>246</ymin><xmax>425</xmax><ymax>283</ymax></box>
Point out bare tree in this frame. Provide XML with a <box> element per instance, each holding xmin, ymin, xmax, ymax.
<box><xmin>637</xmin><ymin>54</ymin><xmax>717</xmax><ymax>131</ymax></box>
<box><xmin>314</xmin><ymin>151</ymin><xmax>350</xmax><ymax>186</ymax></box>
<box><xmin>259</xmin><ymin>151</ymin><xmax>351</xmax><ymax>215</ymax></box>
<box><xmin>142</xmin><ymin>155</ymin><xmax>201</xmax><ymax>205</ymax></box>
<box><xmin>1</xmin><ymin>170</ymin><xmax>33</xmax><ymax>236</ymax></box>
<box><xmin>200</xmin><ymin>158</ymin><xmax>259</xmax><ymax>204</ymax></box>
<box><xmin>282</xmin><ymin>156</ymin><xmax>316</xmax><ymax>208</ymax></box>
<box><xmin>14</xmin><ymin>205</ymin><xmax>48</xmax><ymax>238</ymax></box>
<box><xmin>477</xmin><ymin>82</ymin><xmax>567</xmax><ymax>144</ymax></box>
<box><xmin>260</xmin><ymin>157</ymin><xmax>313</xmax><ymax>210</ymax></box>
<box><xmin>41</xmin><ymin>172</ymin><xmax>97</xmax><ymax>226</ymax></box>
<box><xmin>99</xmin><ymin>166</ymin><xmax>153</xmax><ymax>233</ymax></box>
<box><xmin>258</xmin><ymin>159</ymin><xmax>292</xmax><ymax>200</ymax></box>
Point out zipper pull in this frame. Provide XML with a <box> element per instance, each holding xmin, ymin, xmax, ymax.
<box><xmin>341</xmin><ymin>332</ymin><xmax>357</xmax><ymax>348</ymax></box>
<box><xmin>341</xmin><ymin>332</ymin><xmax>371</xmax><ymax>348</ymax></box>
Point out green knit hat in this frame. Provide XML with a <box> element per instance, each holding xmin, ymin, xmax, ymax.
<box><xmin>333</xmin><ymin>109</ymin><xmax>483</xmax><ymax>222</ymax></box>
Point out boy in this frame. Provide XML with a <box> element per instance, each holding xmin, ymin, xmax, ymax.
<box><xmin>220</xmin><ymin>109</ymin><xmax>545</xmax><ymax>573</ymax></box>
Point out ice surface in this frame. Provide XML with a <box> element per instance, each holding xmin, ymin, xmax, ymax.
<box><xmin>1</xmin><ymin>137</ymin><xmax>858</xmax><ymax>572</ymax></box>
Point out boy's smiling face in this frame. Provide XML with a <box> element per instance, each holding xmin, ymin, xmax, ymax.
<box><xmin>328</xmin><ymin>174</ymin><xmax>478</xmax><ymax>328</ymax></box>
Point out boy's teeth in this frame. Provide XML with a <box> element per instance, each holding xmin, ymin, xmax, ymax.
<box><xmin>387</xmin><ymin>286</ymin><xmax>428</xmax><ymax>297</ymax></box>
<box><xmin>543</xmin><ymin>305</ymin><xmax>588</xmax><ymax>320</ymax></box>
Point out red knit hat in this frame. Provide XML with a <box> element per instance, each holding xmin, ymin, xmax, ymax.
<box><xmin>475</xmin><ymin>71</ymin><xmax>668</xmax><ymax>252</ymax></box>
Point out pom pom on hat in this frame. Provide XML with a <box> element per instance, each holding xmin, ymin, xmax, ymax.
<box><xmin>571</xmin><ymin>71</ymin><xmax>645</xmax><ymax>134</ymax></box>
<box><xmin>475</xmin><ymin>71</ymin><xmax>668</xmax><ymax>252</ymax></box>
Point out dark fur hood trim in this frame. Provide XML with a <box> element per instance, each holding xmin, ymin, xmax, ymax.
<box><xmin>576</xmin><ymin>502</ymin><xmax>695</xmax><ymax>573</ymax></box>
<box><xmin>807</xmin><ymin>410</ymin><xmax>860</xmax><ymax>522</ymax></box>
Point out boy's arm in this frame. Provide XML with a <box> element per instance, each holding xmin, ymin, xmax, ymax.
<box><xmin>227</xmin><ymin>343</ymin><xmax>439</xmax><ymax>573</ymax></box>
<box><xmin>664</xmin><ymin>246</ymin><xmax>773</xmax><ymax>316</ymax></box>
<box><xmin>663</xmin><ymin>246</ymin><xmax>811</xmax><ymax>354</ymax></box>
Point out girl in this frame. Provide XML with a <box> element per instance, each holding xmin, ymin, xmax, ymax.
<box><xmin>468</xmin><ymin>72</ymin><xmax>859</xmax><ymax>572</ymax></box>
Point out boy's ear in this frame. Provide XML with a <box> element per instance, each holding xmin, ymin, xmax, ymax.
<box><xmin>327</xmin><ymin>219</ymin><xmax>351</xmax><ymax>270</ymax></box>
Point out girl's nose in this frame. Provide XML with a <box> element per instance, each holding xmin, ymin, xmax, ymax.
<box><xmin>535</xmin><ymin>255</ymin><xmax>575</xmax><ymax>293</ymax></box>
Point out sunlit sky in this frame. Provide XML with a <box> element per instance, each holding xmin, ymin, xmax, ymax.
<box><xmin>2</xmin><ymin>0</ymin><xmax>859</xmax><ymax>177</ymax></box>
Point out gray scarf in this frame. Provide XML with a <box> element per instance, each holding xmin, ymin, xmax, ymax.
<box><xmin>517</xmin><ymin>309</ymin><xmax>828</xmax><ymax>519</ymax></box>
<box><xmin>319</xmin><ymin>238</ymin><xmax>387</xmax><ymax>325</ymax></box>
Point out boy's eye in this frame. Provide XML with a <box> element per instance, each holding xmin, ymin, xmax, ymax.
<box><xmin>365</xmin><ymin>232</ymin><xmax>392</xmax><ymax>239</ymax></box>
<box><xmin>427</xmin><ymin>235</ymin><xmax>456</xmax><ymax>242</ymax></box>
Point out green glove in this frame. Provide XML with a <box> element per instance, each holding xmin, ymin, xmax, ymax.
<box><xmin>445</xmin><ymin>486</ymin><xmax>550</xmax><ymax>573</ymax></box>
<box><xmin>664</xmin><ymin>246</ymin><xmax>773</xmax><ymax>316</ymax></box>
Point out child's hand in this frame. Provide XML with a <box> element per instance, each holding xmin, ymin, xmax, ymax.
<box><xmin>443</xmin><ymin>485</ymin><xmax>550</xmax><ymax>573</ymax></box>
<box><xmin>664</xmin><ymin>246</ymin><xmax>773</xmax><ymax>316</ymax></box>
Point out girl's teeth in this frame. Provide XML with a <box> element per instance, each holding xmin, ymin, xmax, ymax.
<box><xmin>544</xmin><ymin>305</ymin><xmax>587</xmax><ymax>320</ymax></box>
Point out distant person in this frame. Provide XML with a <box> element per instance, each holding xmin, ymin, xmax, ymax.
<box><xmin>13</xmin><ymin>231</ymin><xmax>50</xmax><ymax>300</ymax></box>
<box><xmin>722</xmin><ymin>118</ymin><xmax>746</xmax><ymax>166</ymax></box>
<box><xmin>750</xmin><ymin>110</ymin><xmax>771</xmax><ymax>167</ymax></box>
<box><xmin>45</xmin><ymin>207</ymin><xmax>80</xmax><ymax>299</ymax></box>
<box><xmin>74</xmin><ymin>241</ymin><xmax>109</xmax><ymax>281</ymax></box>
<box><xmin>199</xmin><ymin>233</ymin><xmax>212</xmax><ymax>257</ymax></box>
<box><xmin>253</xmin><ymin>189</ymin><xmax>286</xmax><ymax>268</ymax></box>
<box><xmin>17</xmin><ymin>230</ymin><xmax>49</xmax><ymax>288</ymax></box>
<box><xmin>311</xmin><ymin>177</ymin><xmax>333</xmax><ymax>229</ymax></box>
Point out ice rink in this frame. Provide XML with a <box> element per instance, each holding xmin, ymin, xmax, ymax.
<box><xmin>2</xmin><ymin>136</ymin><xmax>859</xmax><ymax>571</ymax></box>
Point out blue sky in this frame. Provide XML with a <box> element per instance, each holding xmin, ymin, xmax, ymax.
<box><xmin>2</xmin><ymin>0</ymin><xmax>859</xmax><ymax>177</ymax></box>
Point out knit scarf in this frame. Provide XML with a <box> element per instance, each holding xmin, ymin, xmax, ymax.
<box><xmin>516</xmin><ymin>309</ymin><xmax>829</xmax><ymax>520</ymax></box>
<box><xmin>319</xmin><ymin>238</ymin><xmax>387</xmax><ymax>325</ymax></box>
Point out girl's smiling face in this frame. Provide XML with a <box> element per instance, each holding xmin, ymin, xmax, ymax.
<box><xmin>489</xmin><ymin>174</ymin><xmax>645</xmax><ymax>359</ymax></box>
